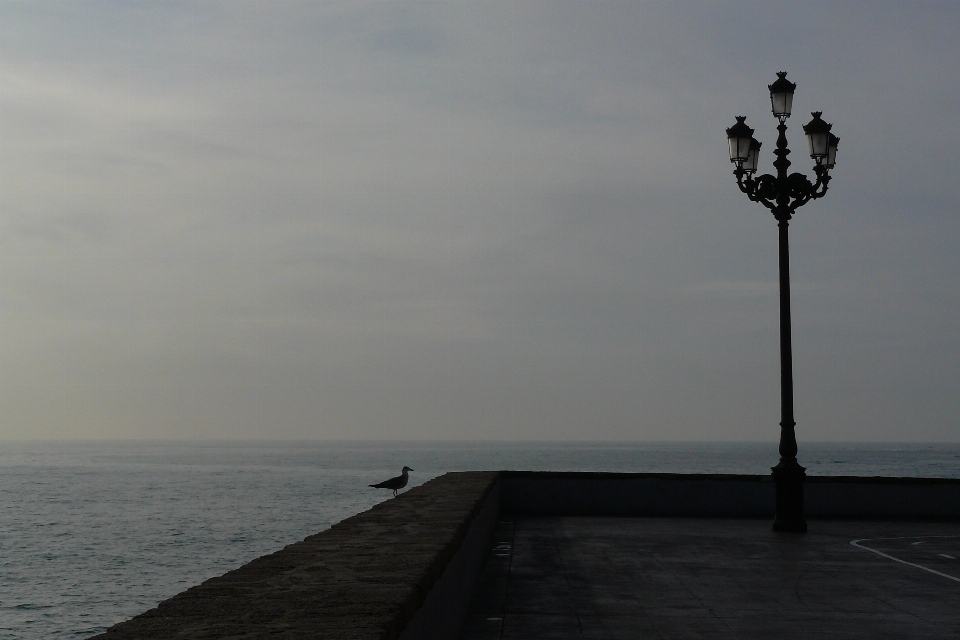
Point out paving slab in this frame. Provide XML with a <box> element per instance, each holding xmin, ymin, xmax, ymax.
<box><xmin>460</xmin><ymin>517</ymin><xmax>960</xmax><ymax>640</ymax></box>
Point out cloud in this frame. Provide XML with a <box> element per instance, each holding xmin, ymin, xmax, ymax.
<box><xmin>2</xmin><ymin>1</ymin><xmax>959</xmax><ymax>442</ymax></box>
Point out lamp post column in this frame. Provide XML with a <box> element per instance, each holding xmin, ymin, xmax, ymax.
<box><xmin>772</xmin><ymin>215</ymin><xmax>806</xmax><ymax>532</ymax></box>
<box><xmin>770</xmin><ymin>118</ymin><xmax>807</xmax><ymax>533</ymax></box>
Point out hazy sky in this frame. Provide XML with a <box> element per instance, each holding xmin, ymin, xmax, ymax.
<box><xmin>2</xmin><ymin>1</ymin><xmax>959</xmax><ymax>442</ymax></box>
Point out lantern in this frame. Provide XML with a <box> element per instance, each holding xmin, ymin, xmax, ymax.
<box><xmin>726</xmin><ymin>116</ymin><xmax>754</xmax><ymax>164</ymax></box>
<box><xmin>802</xmin><ymin>112</ymin><xmax>832</xmax><ymax>160</ymax></box>
<box><xmin>768</xmin><ymin>71</ymin><xmax>796</xmax><ymax>119</ymax></box>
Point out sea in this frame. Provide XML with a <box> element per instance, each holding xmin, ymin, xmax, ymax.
<box><xmin>2</xmin><ymin>440</ymin><xmax>959</xmax><ymax>640</ymax></box>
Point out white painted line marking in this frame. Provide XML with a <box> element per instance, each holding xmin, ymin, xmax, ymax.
<box><xmin>850</xmin><ymin>536</ymin><xmax>960</xmax><ymax>584</ymax></box>
<box><xmin>940</xmin><ymin>554</ymin><xmax>956</xmax><ymax>560</ymax></box>
<box><xmin>912</xmin><ymin>541</ymin><xmax>923</xmax><ymax>545</ymax></box>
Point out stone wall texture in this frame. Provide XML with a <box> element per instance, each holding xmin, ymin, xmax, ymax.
<box><xmin>90</xmin><ymin>471</ymin><xmax>499</xmax><ymax>640</ymax></box>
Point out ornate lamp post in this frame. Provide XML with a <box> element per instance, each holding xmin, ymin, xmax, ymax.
<box><xmin>726</xmin><ymin>72</ymin><xmax>839</xmax><ymax>533</ymax></box>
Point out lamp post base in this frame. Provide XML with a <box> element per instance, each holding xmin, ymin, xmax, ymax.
<box><xmin>771</xmin><ymin>460</ymin><xmax>807</xmax><ymax>533</ymax></box>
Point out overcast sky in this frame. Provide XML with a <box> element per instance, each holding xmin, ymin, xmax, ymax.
<box><xmin>1</xmin><ymin>1</ymin><xmax>959</xmax><ymax>442</ymax></box>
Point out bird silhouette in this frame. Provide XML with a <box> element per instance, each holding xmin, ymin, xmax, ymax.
<box><xmin>369</xmin><ymin>466</ymin><xmax>414</xmax><ymax>497</ymax></box>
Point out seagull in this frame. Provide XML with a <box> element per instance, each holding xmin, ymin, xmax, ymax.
<box><xmin>370</xmin><ymin>466</ymin><xmax>414</xmax><ymax>497</ymax></box>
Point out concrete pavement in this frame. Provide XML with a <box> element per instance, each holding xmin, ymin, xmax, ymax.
<box><xmin>460</xmin><ymin>517</ymin><xmax>960</xmax><ymax>639</ymax></box>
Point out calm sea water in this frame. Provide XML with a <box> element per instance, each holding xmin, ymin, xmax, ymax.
<box><xmin>2</xmin><ymin>440</ymin><xmax>958</xmax><ymax>639</ymax></box>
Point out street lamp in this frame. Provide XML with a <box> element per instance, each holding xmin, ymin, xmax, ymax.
<box><xmin>726</xmin><ymin>72</ymin><xmax>839</xmax><ymax>533</ymax></box>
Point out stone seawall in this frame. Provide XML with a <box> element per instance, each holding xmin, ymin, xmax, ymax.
<box><xmin>501</xmin><ymin>472</ymin><xmax>772</xmax><ymax>517</ymax></box>
<box><xmin>91</xmin><ymin>471</ymin><xmax>499</xmax><ymax>640</ymax></box>
<box><xmin>501</xmin><ymin>472</ymin><xmax>960</xmax><ymax>518</ymax></box>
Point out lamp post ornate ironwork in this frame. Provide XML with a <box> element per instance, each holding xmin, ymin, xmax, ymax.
<box><xmin>726</xmin><ymin>72</ymin><xmax>839</xmax><ymax>533</ymax></box>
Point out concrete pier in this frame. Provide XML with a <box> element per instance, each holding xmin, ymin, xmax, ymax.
<box><xmin>90</xmin><ymin>472</ymin><xmax>960</xmax><ymax>639</ymax></box>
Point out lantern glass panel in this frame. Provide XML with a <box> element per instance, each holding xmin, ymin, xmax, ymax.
<box><xmin>770</xmin><ymin>91</ymin><xmax>793</xmax><ymax>118</ymax></box>
<box><xmin>807</xmin><ymin>131</ymin><xmax>829</xmax><ymax>159</ymax></box>
<box><xmin>825</xmin><ymin>135</ymin><xmax>838</xmax><ymax>168</ymax></box>
<box><xmin>744</xmin><ymin>147</ymin><xmax>759</xmax><ymax>173</ymax></box>
<box><xmin>744</xmin><ymin>138</ymin><xmax>761</xmax><ymax>173</ymax></box>
<box><xmin>728</xmin><ymin>136</ymin><xmax>751</xmax><ymax>162</ymax></box>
